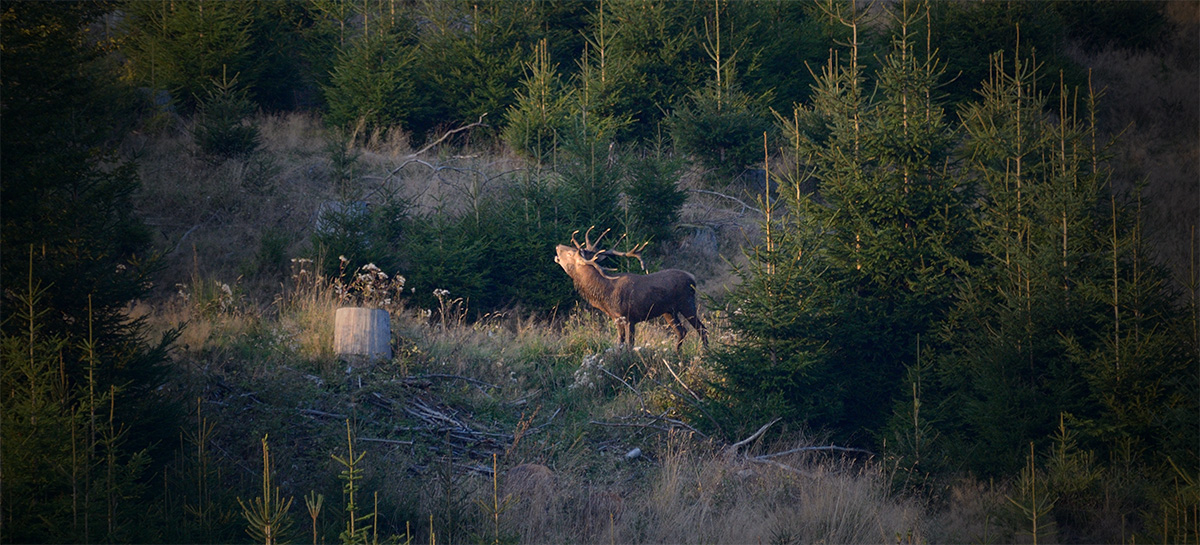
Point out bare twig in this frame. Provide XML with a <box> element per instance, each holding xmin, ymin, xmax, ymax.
<box><xmin>661</xmin><ymin>358</ymin><xmax>701</xmax><ymax>402</ymax></box>
<box><xmin>727</xmin><ymin>417</ymin><xmax>781</xmax><ymax>455</ymax></box>
<box><xmin>597</xmin><ymin>365</ymin><xmax>647</xmax><ymax>410</ymax></box>
<box><xmin>588</xmin><ymin>420</ymin><xmax>673</xmax><ymax>434</ymax></box>
<box><xmin>299</xmin><ymin>408</ymin><xmax>346</xmax><ymax>419</ymax></box>
<box><xmin>360</xmin><ymin>437</ymin><xmax>414</xmax><ymax>446</ymax></box>
<box><xmin>526</xmin><ymin>407</ymin><xmax>561</xmax><ymax>435</ymax></box>
<box><xmin>755</xmin><ymin>445</ymin><xmax>874</xmax><ymax>460</ymax></box>
<box><xmin>688</xmin><ymin>188</ymin><xmax>764</xmax><ymax>215</ymax></box>
<box><xmin>170</xmin><ymin>211</ymin><xmax>220</xmax><ymax>255</ymax></box>
<box><xmin>750</xmin><ymin>457</ymin><xmax>817</xmax><ymax>479</ymax></box>
<box><xmin>407</xmin><ymin>373</ymin><xmax>499</xmax><ymax>391</ymax></box>
<box><xmin>645</xmin><ymin>410</ymin><xmax>707</xmax><ymax>438</ymax></box>
<box><xmin>409</xmin><ymin>114</ymin><xmax>488</xmax><ymax>158</ymax></box>
<box><xmin>658</xmin><ymin>359</ymin><xmax>725</xmax><ymax>437</ymax></box>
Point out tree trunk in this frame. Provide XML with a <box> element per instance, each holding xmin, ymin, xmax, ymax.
<box><xmin>333</xmin><ymin>307</ymin><xmax>392</xmax><ymax>360</ymax></box>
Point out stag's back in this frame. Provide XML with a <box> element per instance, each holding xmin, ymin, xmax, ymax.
<box><xmin>610</xmin><ymin>269</ymin><xmax>698</xmax><ymax>322</ymax></box>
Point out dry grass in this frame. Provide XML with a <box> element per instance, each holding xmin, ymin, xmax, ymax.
<box><xmin>494</xmin><ymin>433</ymin><xmax>926</xmax><ymax>544</ymax></box>
<box><xmin>129</xmin><ymin>247</ymin><xmax>937</xmax><ymax>544</ymax></box>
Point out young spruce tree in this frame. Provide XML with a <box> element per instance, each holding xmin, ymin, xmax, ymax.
<box><xmin>713</xmin><ymin>4</ymin><xmax>971</xmax><ymax>443</ymax></box>
<box><xmin>938</xmin><ymin>50</ymin><xmax>1197</xmax><ymax>476</ymax></box>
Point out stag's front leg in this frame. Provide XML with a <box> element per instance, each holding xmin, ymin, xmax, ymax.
<box><xmin>615</xmin><ymin>316</ymin><xmax>629</xmax><ymax>345</ymax></box>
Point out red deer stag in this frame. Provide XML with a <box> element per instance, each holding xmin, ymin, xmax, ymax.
<box><xmin>554</xmin><ymin>227</ymin><xmax>708</xmax><ymax>351</ymax></box>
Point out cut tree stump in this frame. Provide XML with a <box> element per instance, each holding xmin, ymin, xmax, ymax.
<box><xmin>334</xmin><ymin>307</ymin><xmax>392</xmax><ymax>361</ymax></box>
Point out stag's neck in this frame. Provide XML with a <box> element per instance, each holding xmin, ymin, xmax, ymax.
<box><xmin>572</xmin><ymin>264</ymin><xmax>617</xmax><ymax>305</ymax></box>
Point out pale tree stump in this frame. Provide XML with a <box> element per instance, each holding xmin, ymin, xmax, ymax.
<box><xmin>333</xmin><ymin>307</ymin><xmax>392</xmax><ymax>361</ymax></box>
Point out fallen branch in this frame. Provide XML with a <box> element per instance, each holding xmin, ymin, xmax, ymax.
<box><xmin>750</xmin><ymin>457</ymin><xmax>817</xmax><ymax>479</ymax></box>
<box><xmin>407</xmin><ymin>373</ymin><xmax>499</xmax><ymax>391</ymax></box>
<box><xmin>360</xmin><ymin>437</ymin><xmax>414</xmax><ymax>446</ymax></box>
<box><xmin>596</xmin><ymin>365</ymin><xmax>647</xmax><ymax>410</ymax></box>
<box><xmin>409</xmin><ymin>114</ymin><xmax>487</xmax><ymax>158</ymax></box>
<box><xmin>658</xmin><ymin>358</ymin><xmax>725</xmax><ymax>437</ymax></box>
<box><xmin>526</xmin><ymin>407</ymin><xmax>561</xmax><ymax>435</ymax></box>
<box><xmin>645</xmin><ymin>410</ymin><xmax>707</xmax><ymax>439</ymax></box>
<box><xmin>688</xmin><ymin>188</ymin><xmax>764</xmax><ymax>215</ymax></box>
<box><xmin>661</xmin><ymin>358</ymin><xmax>700</xmax><ymax>402</ymax></box>
<box><xmin>755</xmin><ymin>445</ymin><xmax>874</xmax><ymax>460</ymax></box>
<box><xmin>726</xmin><ymin>417</ymin><xmax>781</xmax><ymax>455</ymax></box>
<box><xmin>170</xmin><ymin>211</ymin><xmax>221</xmax><ymax>255</ymax></box>
<box><xmin>588</xmin><ymin>420</ymin><xmax>674</xmax><ymax>434</ymax></box>
<box><xmin>299</xmin><ymin>408</ymin><xmax>346</xmax><ymax>420</ymax></box>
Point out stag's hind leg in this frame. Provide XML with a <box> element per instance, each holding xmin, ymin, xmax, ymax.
<box><xmin>680</xmin><ymin>310</ymin><xmax>709</xmax><ymax>349</ymax></box>
<box><xmin>663</xmin><ymin>313</ymin><xmax>689</xmax><ymax>352</ymax></box>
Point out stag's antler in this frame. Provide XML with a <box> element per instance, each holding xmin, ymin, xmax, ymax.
<box><xmin>598</xmin><ymin>241</ymin><xmax>649</xmax><ymax>273</ymax></box>
<box><xmin>571</xmin><ymin>226</ymin><xmax>611</xmax><ymax>253</ymax></box>
<box><xmin>572</xmin><ymin>226</ymin><xmax>648</xmax><ymax>272</ymax></box>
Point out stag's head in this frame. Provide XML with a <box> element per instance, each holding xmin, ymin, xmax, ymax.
<box><xmin>553</xmin><ymin>226</ymin><xmax>647</xmax><ymax>275</ymax></box>
<box><xmin>554</xmin><ymin>226</ymin><xmax>606</xmax><ymax>275</ymax></box>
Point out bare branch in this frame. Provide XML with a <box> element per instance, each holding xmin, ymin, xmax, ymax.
<box><xmin>750</xmin><ymin>457</ymin><xmax>817</xmax><ymax>479</ymax></box>
<box><xmin>661</xmin><ymin>358</ymin><xmax>701</xmax><ymax>402</ymax></box>
<box><xmin>407</xmin><ymin>373</ymin><xmax>499</xmax><ymax>391</ymax></box>
<box><xmin>645</xmin><ymin>410</ymin><xmax>707</xmax><ymax>438</ymax></box>
<box><xmin>726</xmin><ymin>417</ymin><xmax>781</xmax><ymax>455</ymax></box>
<box><xmin>410</xmin><ymin>113</ymin><xmax>488</xmax><ymax>158</ymax></box>
<box><xmin>359</xmin><ymin>437</ymin><xmax>414</xmax><ymax>446</ymax></box>
<box><xmin>755</xmin><ymin>445</ymin><xmax>875</xmax><ymax>460</ymax></box>
<box><xmin>597</xmin><ymin>365</ymin><xmax>647</xmax><ymax>411</ymax></box>
<box><xmin>688</xmin><ymin>188</ymin><xmax>764</xmax><ymax>215</ymax></box>
<box><xmin>299</xmin><ymin>408</ymin><xmax>347</xmax><ymax>420</ymax></box>
<box><xmin>588</xmin><ymin>420</ymin><xmax>674</xmax><ymax>434</ymax></box>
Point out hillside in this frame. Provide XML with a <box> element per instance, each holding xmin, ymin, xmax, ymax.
<box><xmin>2</xmin><ymin>1</ymin><xmax>1197</xmax><ymax>543</ymax></box>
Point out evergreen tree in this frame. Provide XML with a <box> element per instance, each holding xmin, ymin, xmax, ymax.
<box><xmin>409</xmin><ymin>1</ymin><xmax>540</xmax><ymax>139</ymax></box>
<box><xmin>556</xmin><ymin>115</ymin><xmax>625</xmax><ymax>233</ymax></box>
<box><xmin>670</xmin><ymin>77</ymin><xmax>771</xmax><ymax>182</ymax></box>
<box><xmin>1</xmin><ymin>283</ymin><xmax>152</xmax><ymax>543</ymax></box>
<box><xmin>713</xmin><ymin>4</ymin><xmax>970</xmax><ymax>443</ymax></box>
<box><xmin>668</xmin><ymin>0</ymin><xmax>772</xmax><ymax>182</ymax></box>
<box><xmin>121</xmin><ymin>0</ymin><xmax>261</xmax><ymax>111</ymax></box>
<box><xmin>192</xmin><ymin>68</ymin><xmax>262</xmax><ymax>159</ymax></box>
<box><xmin>940</xmin><ymin>52</ymin><xmax>1197</xmax><ymax>475</ymax></box>
<box><xmin>323</xmin><ymin>26</ymin><xmax>419</xmax><ymax>133</ymax></box>
<box><xmin>1</xmin><ymin>1</ymin><xmax>179</xmax><ymax>474</ymax></box>
<box><xmin>746</xmin><ymin>0</ymin><xmax>852</xmax><ymax>116</ymax></box>
<box><xmin>575</xmin><ymin>0</ymin><xmax>707</xmax><ymax>143</ymax></box>
<box><xmin>503</xmin><ymin>39</ymin><xmax>573</xmax><ymax>164</ymax></box>
<box><xmin>924</xmin><ymin>0</ymin><xmax>1082</xmax><ymax>108</ymax></box>
<box><xmin>624</xmin><ymin>145</ymin><xmax>688</xmax><ymax>246</ymax></box>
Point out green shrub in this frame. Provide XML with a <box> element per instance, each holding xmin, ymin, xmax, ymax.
<box><xmin>625</xmin><ymin>146</ymin><xmax>687</xmax><ymax>246</ymax></box>
<box><xmin>669</xmin><ymin>79</ymin><xmax>771</xmax><ymax>183</ymax></box>
<box><xmin>323</xmin><ymin>30</ymin><xmax>418</xmax><ymax>133</ymax></box>
<box><xmin>193</xmin><ymin>69</ymin><xmax>261</xmax><ymax>160</ymax></box>
<box><xmin>311</xmin><ymin>195</ymin><xmax>412</xmax><ymax>278</ymax></box>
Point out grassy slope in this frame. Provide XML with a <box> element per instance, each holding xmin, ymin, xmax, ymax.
<box><xmin>126</xmin><ymin>10</ymin><xmax>1197</xmax><ymax>541</ymax></box>
<box><xmin>131</xmin><ymin>114</ymin><xmax>938</xmax><ymax>543</ymax></box>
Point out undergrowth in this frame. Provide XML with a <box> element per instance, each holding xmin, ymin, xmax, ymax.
<box><xmin>117</xmin><ymin>105</ymin><xmax>1198</xmax><ymax>543</ymax></box>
